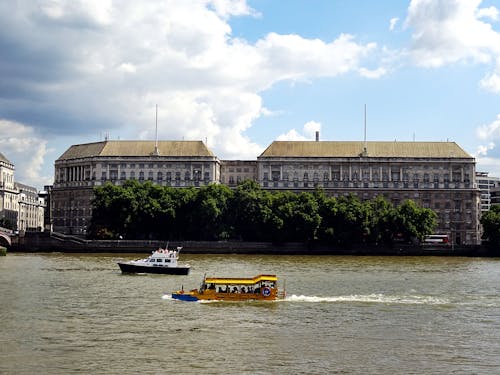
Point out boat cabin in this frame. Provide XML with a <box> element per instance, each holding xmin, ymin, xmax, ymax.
<box><xmin>202</xmin><ymin>274</ymin><xmax>277</xmax><ymax>295</ymax></box>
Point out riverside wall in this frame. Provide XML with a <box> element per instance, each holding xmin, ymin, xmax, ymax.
<box><xmin>8</xmin><ymin>231</ymin><xmax>499</xmax><ymax>256</ymax></box>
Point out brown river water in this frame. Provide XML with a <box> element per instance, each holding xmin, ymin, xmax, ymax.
<box><xmin>1</xmin><ymin>252</ymin><xmax>499</xmax><ymax>374</ymax></box>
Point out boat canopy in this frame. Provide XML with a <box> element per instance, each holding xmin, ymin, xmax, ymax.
<box><xmin>204</xmin><ymin>274</ymin><xmax>277</xmax><ymax>285</ymax></box>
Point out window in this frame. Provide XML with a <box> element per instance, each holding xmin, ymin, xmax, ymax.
<box><xmin>193</xmin><ymin>169</ymin><xmax>201</xmax><ymax>181</ymax></box>
<box><xmin>139</xmin><ymin>171</ymin><xmax>144</xmax><ymax>181</ymax></box>
<box><xmin>157</xmin><ymin>172</ymin><xmax>163</xmax><ymax>181</ymax></box>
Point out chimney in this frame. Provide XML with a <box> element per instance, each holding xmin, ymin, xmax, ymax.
<box><xmin>315</xmin><ymin>131</ymin><xmax>319</xmax><ymax>142</ymax></box>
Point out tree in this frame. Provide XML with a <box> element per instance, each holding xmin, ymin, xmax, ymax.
<box><xmin>480</xmin><ymin>205</ymin><xmax>500</xmax><ymax>245</ymax></box>
<box><xmin>189</xmin><ymin>184</ymin><xmax>233</xmax><ymax>240</ymax></box>
<box><xmin>229</xmin><ymin>180</ymin><xmax>273</xmax><ymax>241</ymax></box>
<box><xmin>394</xmin><ymin>199</ymin><xmax>437</xmax><ymax>242</ymax></box>
<box><xmin>366</xmin><ymin>195</ymin><xmax>397</xmax><ymax>245</ymax></box>
<box><xmin>0</xmin><ymin>217</ymin><xmax>15</xmax><ymax>230</ymax></box>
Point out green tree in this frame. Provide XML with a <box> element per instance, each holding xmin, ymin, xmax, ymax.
<box><xmin>395</xmin><ymin>199</ymin><xmax>437</xmax><ymax>242</ymax></box>
<box><xmin>229</xmin><ymin>180</ymin><xmax>273</xmax><ymax>241</ymax></box>
<box><xmin>480</xmin><ymin>205</ymin><xmax>500</xmax><ymax>245</ymax></box>
<box><xmin>366</xmin><ymin>195</ymin><xmax>397</xmax><ymax>245</ymax></box>
<box><xmin>268</xmin><ymin>191</ymin><xmax>321</xmax><ymax>243</ymax></box>
<box><xmin>190</xmin><ymin>184</ymin><xmax>233</xmax><ymax>240</ymax></box>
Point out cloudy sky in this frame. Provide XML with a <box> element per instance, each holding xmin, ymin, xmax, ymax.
<box><xmin>1</xmin><ymin>0</ymin><xmax>500</xmax><ymax>189</ymax></box>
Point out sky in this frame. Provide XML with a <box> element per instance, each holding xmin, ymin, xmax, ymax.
<box><xmin>1</xmin><ymin>0</ymin><xmax>500</xmax><ymax>190</ymax></box>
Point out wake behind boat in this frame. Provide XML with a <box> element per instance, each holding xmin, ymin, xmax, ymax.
<box><xmin>117</xmin><ymin>246</ymin><xmax>190</xmax><ymax>275</ymax></box>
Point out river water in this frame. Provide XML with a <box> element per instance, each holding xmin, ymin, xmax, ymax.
<box><xmin>0</xmin><ymin>253</ymin><xmax>499</xmax><ymax>374</ymax></box>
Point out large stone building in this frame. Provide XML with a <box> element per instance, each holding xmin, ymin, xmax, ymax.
<box><xmin>51</xmin><ymin>138</ymin><xmax>482</xmax><ymax>245</ymax></box>
<box><xmin>0</xmin><ymin>152</ymin><xmax>45</xmax><ymax>232</ymax></box>
<box><xmin>51</xmin><ymin>140</ymin><xmax>220</xmax><ymax>234</ymax></box>
<box><xmin>258</xmin><ymin>141</ymin><xmax>481</xmax><ymax>245</ymax></box>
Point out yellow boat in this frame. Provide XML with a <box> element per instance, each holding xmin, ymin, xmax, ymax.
<box><xmin>171</xmin><ymin>274</ymin><xmax>285</xmax><ymax>302</ymax></box>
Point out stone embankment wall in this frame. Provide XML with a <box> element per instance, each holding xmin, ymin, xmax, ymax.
<box><xmin>9</xmin><ymin>231</ymin><xmax>496</xmax><ymax>256</ymax></box>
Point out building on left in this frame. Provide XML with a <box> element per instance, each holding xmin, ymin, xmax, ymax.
<box><xmin>0</xmin><ymin>152</ymin><xmax>45</xmax><ymax>232</ymax></box>
<box><xmin>51</xmin><ymin>140</ymin><xmax>220</xmax><ymax>235</ymax></box>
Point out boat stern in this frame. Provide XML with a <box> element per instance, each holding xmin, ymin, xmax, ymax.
<box><xmin>171</xmin><ymin>291</ymin><xmax>199</xmax><ymax>302</ymax></box>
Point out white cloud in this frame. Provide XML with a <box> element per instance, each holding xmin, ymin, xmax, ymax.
<box><xmin>476</xmin><ymin>156</ymin><xmax>500</xmax><ymax>177</ymax></box>
<box><xmin>405</xmin><ymin>0</ymin><xmax>500</xmax><ymax>68</ymax></box>
<box><xmin>479</xmin><ymin>72</ymin><xmax>500</xmax><ymax>93</ymax></box>
<box><xmin>118</xmin><ymin>63</ymin><xmax>137</xmax><ymax>73</ymax></box>
<box><xmin>40</xmin><ymin>0</ymin><xmax>112</xmax><ymax>26</ymax></box>
<box><xmin>276</xmin><ymin>129</ymin><xmax>309</xmax><ymax>141</ymax></box>
<box><xmin>209</xmin><ymin>0</ymin><xmax>258</xmax><ymax>18</ymax></box>
<box><xmin>475</xmin><ymin>142</ymin><xmax>495</xmax><ymax>157</ymax></box>
<box><xmin>0</xmin><ymin>120</ymin><xmax>52</xmax><ymax>188</ymax></box>
<box><xmin>389</xmin><ymin>17</ymin><xmax>399</xmax><ymax>31</ymax></box>
<box><xmin>477</xmin><ymin>6</ymin><xmax>499</xmax><ymax>21</ymax></box>
<box><xmin>476</xmin><ymin>114</ymin><xmax>500</xmax><ymax>140</ymax></box>
<box><xmin>359</xmin><ymin>67</ymin><xmax>387</xmax><ymax>79</ymax></box>
<box><xmin>277</xmin><ymin>121</ymin><xmax>322</xmax><ymax>141</ymax></box>
<box><xmin>0</xmin><ymin>0</ymin><xmax>382</xmax><ymax>186</ymax></box>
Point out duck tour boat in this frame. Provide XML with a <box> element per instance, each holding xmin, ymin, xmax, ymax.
<box><xmin>117</xmin><ymin>246</ymin><xmax>190</xmax><ymax>275</ymax></box>
<box><xmin>171</xmin><ymin>274</ymin><xmax>285</xmax><ymax>302</ymax></box>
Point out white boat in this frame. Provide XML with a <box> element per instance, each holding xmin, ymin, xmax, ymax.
<box><xmin>117</xmin><ymin>246</ymin><xmax>190</xmax><ymax>275</ymax></box>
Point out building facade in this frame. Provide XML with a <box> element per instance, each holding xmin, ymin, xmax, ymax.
<box><xmin>16</xmin><ymin>182</ymin><xmax>45</xmax><ymax>232</ymax></box>
<box><xmin>476</xmin><ymin>171</ymin><xmax>500</xmax><ymax>212</ymax></box>
<box><xmin>258</xmin><ymin>141</ymin><xmax>481</xmax><ymax>245</ymax></box>
<box><xmin>220</xmin><ymin>160</ymin><xmax>257</xmax><ymax>187</ymax></box>
<box><xmin>51</xmin><ymin>140</ymin><xmax>220</xmax><ymax>234</ymax></box>
<box><xmin>0</xmin><ymin>152</ymin><xmax>18</xmax><ymax>227</ymax></box>
<box><xmin>0</xmin><ymin>152</ymin><xmax>45</xmax><ymax>232</ymax></box>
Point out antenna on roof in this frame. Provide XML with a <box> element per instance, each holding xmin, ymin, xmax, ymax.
<box><xmin>153</xmin><ymin>104</ymin><xmax>160</xmax><ymax>156</ymax></box>
<box><xmin>362</xmin><ymin>104</ymin><xmax>368</xmax><ymax>156</ymax></box>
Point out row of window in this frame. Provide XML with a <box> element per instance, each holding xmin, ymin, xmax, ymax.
<box><xmin>99</xmin><ymin>170</ymin><xmax>211</xmax><ymax>181</ymax></box>
<box><xmin>98</xmin><ymin>163</ymin><xmax>211</xmax><ymax>169</ymax></box>
<box><xmin>264</xmin><ymin>172</ymin><xmax>470</xmax><ymax>182</ymax></box>
<box><xmin>263</xmin><ymin>180</ymin><xmax>471</xmax><ymax>189</ymax></box>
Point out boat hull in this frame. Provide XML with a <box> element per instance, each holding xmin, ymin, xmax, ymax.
<box><xmin>117</xmin><ymin>262</ymin><xmax>190</xmax><ymax>275</ymax></box>
<box><xmin>171</xmin><ymin>288</ymin><xmax>281</xmax><ymax>302</ymax></box>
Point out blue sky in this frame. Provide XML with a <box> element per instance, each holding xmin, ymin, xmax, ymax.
<box><xmin>1</xmin><ymin>0</ymin><xmax>500</xmax><ymax>189</ymax></box>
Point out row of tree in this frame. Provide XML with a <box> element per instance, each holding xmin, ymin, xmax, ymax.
<box><xmin>89</xmin><ymin>179</ymin><xmax>439</xmax><ymax>246</ymax></box>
